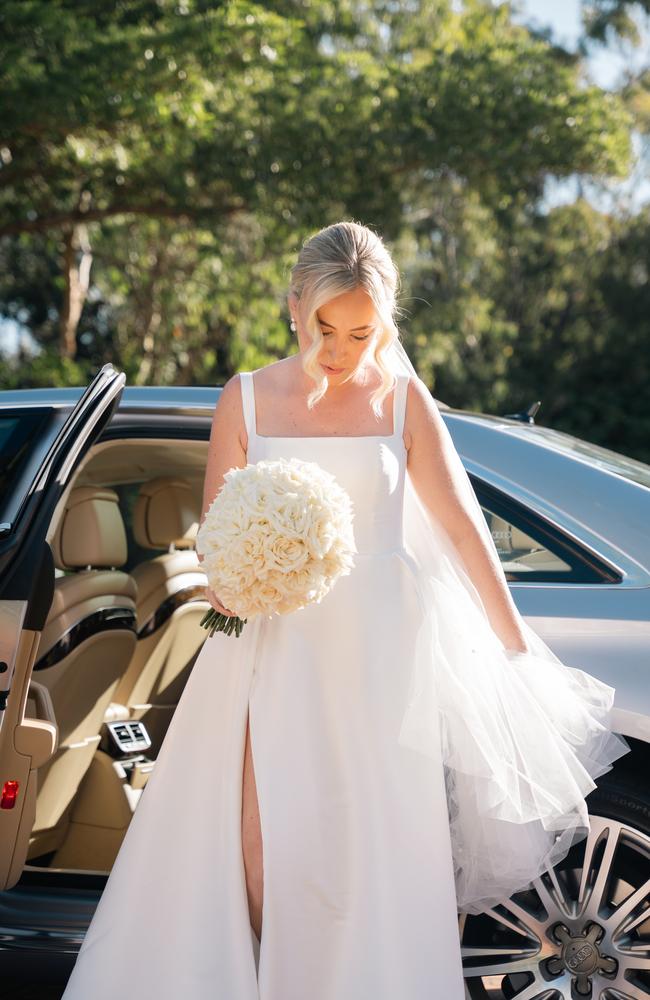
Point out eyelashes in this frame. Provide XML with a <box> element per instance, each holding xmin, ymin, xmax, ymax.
<box><xmin>320</xmin><ymin>330</ymin><xmax>370</xmax><ymax>341</ymax></box>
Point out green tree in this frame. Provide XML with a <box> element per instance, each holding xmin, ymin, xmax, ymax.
<box><xmin>582</xmin><ymin>0</ymin><xmax>650</xmax><ymax>44</ymax></box>
<box><xmin>1</xmin><ymin>0</ymin><xmax>632</xmax><ymax>366</ymax></box>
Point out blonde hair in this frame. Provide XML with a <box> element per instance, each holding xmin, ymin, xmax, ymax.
<box><xmin>289</xmin><ymin>220</ymin><xmax>404</xmax><ymax>416</ymax></box>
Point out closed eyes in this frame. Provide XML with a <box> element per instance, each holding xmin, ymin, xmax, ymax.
<box><xmin>320</xmin><ymin>329</ymin><xmax>371</xmax><ymax>341</ymax></box>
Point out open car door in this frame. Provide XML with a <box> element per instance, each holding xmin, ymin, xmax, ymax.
<box><xmin>0</xmin><ymin>364</ymin><xmax>126</xmax><ymax>890</ymax></box>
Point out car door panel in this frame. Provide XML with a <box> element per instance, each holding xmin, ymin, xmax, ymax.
<box><xmin>0</xmin><ymin>364</ymin><xmax>125</xmax><ymax>890</ymax></box>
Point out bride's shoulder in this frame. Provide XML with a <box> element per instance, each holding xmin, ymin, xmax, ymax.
<box><xmin>219</xmin><ymin>359</ymin><xmax>298</xmax><ymax>427</ymax></box>
<box><xmin>254</xmin><ymin>356</ymin><xmax>298</xmax><ymax>380</ymax></box>
<box><xmin>217</xmin><ymin>370</ymin><xmax>245</xmax><ymax>409</ymax></box>
<box><xmin>402</xmin><ymin>372</ymin><xmax>445</xmax><ymax>438</ymax></box>
<box><xmin>221</xmin><ymin>357</ymin><xmax>293</xmax><ymax>395</ymax></box>
<box><xmin>250</xmin><ymin>357</ymin><xmax>301</xmax><ymax>399</ymax></box>
<box><xmin>402</xmin><ymin>369</ymin><xmax>435</xmax><ymax>401</ymax></box>
<box><xmin>402</xmin><ymin>371</ymin><xmax>429</xmax><ymax>409</ymax></box>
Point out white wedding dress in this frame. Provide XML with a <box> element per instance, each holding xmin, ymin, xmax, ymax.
<box><xmin>61</xmin><ymin>369</ymin><xmax>629</xmax><ymax>1000</ymax></box>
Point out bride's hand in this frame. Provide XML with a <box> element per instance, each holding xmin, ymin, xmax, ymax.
<box><xmin>205</xmin><ymin>587</ymin><xmax>238</xmax><ymax>618</ymax></box>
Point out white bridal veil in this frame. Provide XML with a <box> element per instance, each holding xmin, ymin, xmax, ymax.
<box><xmin>385</xmin><ymin>338</ymin><xmax>630</xmax><ymax>915</ymax></box>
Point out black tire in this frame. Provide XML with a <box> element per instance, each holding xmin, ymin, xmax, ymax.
<box><xmin>587</xmin><ymin>767</ymin><xmax>650</xmax><ymax>838</ymax></box>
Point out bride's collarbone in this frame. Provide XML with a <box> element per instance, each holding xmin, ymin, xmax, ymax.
<box><xmin>257</xmin><ymin>402</ymin><xmax>391</xmax><ymax>438</ymax></box>
<box><xmin>254</xmin><ymin>370</ymin><xmax>394</xmax><ymax>437</ymax></box>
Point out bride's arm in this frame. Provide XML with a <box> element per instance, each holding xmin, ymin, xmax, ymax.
<box><xmin>201</xmin><ymin>374</ymin><xmax>248</xmax><ymax>519</ymax></box>
<box><xmin>404</xmin><ymin>374</ymin><xmax>529</xmax><ymax>654</ymax></box>
<box><xmin>198</xmin><ymin>374</ymin><xmax>249</xmax><ymax>617</ymax></box>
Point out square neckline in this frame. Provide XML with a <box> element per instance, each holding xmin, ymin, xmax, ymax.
<box><xmin>246</xmin><ymin>370</ymin><xmax>405</xmax><ymax>442</ymax></box>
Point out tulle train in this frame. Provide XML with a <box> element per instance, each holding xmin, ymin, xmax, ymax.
<box><xmin>396</xmin><ymin>477</ymin><xmax>631</xmax><ymax>915</ymax></box>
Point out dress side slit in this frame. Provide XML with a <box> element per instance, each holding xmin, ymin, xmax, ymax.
<box><xmin>241</xmin><ymin>702</ymin><xmax>264</xmax><ymax>946</ymax></box>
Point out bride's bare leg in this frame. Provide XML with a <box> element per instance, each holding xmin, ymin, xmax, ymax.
<box><xmin>242</xmin><ymin>709</ymin><xmax>264</xmax><ymax>941</ymax></box>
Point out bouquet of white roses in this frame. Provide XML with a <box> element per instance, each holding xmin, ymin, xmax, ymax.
<box><xmin>196</xmin><ymin>457</ymin><xmax>357</xmax><ymax>637</ymax></box>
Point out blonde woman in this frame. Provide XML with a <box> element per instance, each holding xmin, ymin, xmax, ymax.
<box><xmin>62</xmin><ymin>221</ymin><xmax>629</xmax><ymax>999</ymax></box>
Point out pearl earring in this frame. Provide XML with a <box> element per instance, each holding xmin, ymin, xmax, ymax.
<box><xmin>290</xmin><ymin>318</ymin><xmax>297</xmax><ymax>332</ymax></box>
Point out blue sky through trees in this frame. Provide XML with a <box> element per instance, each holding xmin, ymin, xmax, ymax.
<box><xmin>507</xmin><ymin>0</ymin><xmax>650</xmax><ymax>211</ymax></box>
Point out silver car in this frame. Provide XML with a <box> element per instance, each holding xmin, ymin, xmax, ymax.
<box><xmin>0</xmin><ymin>364</ymin><xmax>649</xmax><ymax>999</ymax></box>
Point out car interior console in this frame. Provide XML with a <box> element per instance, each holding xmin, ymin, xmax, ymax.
<box><xmin>102</xmin><ymin>719</ymin><xmax>155</xmax><ymax>794</ymax></box>
<box><xmin>105</xmin><ymin>719</ymin><xmax>152</xmax><ymax>755</ymax></box>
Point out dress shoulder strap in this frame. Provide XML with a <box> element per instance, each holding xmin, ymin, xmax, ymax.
<box><xmin>239</xmin><ymin>371</ymin><xmax>256</xmax><ymax>439</ymax></box>
<box><xmin>393</xmin><ymin>373</ymin><xmax>409</xmax><ymax>439</ymax></box>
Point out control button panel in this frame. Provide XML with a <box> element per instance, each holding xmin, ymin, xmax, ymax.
<box><xmin>106</xmin><ymin>719</ymin><xmax>152</xmax><ymax>755</ymax></box>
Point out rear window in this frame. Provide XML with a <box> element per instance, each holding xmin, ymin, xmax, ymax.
<box><xmin>114</xmin><ymin>482</ymin><xmax>168</xmax><ymax>572</ymax></box>
<box><xmin>0</xmin><ymin>409</ymin><xmax>56</xmax><ymax>530</ymax></box>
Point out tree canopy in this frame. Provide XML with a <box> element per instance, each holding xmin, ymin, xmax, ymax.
<box><xmin>1</xmin><ymin>0</ymin><xmax>647</xmax><ymax>461</ymax></box>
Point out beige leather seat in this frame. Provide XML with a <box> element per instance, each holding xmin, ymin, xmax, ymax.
<box><xmin>27</xmin><ymin>486</ymin><xmax>138</xmax><ymax>860</ymax></box>
<box><xmin>105</xmin><ymin>477</ymin><xmax>210</xmax><ymax>757</ymax></box>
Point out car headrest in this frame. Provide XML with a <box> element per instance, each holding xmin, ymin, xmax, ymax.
<box><xmin>133</xmin><ymin>477</ymin><xmax>201</xmax><ymax>550</ymax></box>
<box><xmin>51</xmin><ymin>486</ymin><xmax>128</xmax><ymax>570</ymax></box>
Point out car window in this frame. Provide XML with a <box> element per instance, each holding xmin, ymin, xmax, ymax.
<box><xmin>113</xmin><ymin>483</ymin><xmax>168</xmax><ymax>572</ymax></box>
<box><xmin>483</xmin><ymin>505</ymin><xmax>572</xmax><ymax>576</ymax></box>
<box><xmin>473</xmin><ymin>481</ymin><xmax>622</xmax><ymax>584</ymax></box>
<box><xmin>0</xmin><ymin>408</ymin><xmax>55</xmax><ymax>529</ymax></box>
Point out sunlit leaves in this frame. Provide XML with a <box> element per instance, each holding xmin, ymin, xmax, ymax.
<box><xmin>0</xmin><ymin>0</ymin><xmax>646</xmax><ymax>464</ymax></box>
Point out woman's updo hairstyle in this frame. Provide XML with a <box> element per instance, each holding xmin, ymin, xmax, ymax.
<box><xmin>289</xmin><ymin>220</ymin><xmax>404</xmax><ymax>416</ymax></box>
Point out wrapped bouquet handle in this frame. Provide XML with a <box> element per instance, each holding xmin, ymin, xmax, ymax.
<box><xmin>199</xmin><ymin>603</ymin><xmax>247</xmax><ymax>639</ymax></box>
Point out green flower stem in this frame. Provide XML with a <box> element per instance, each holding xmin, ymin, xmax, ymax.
<box><xmin>199</xmin><ymin>608</ymin><xmax>247</xmax><ymax>638</ymax></box>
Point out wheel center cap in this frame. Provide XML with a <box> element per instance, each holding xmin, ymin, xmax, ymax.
<box><xmin>550</xmin><ymin>921</ymin><xmax>618</xmax><ymax>987</ymax></box>
<box><xmin>562</xmin><ymin>939</ymin><xmax>599</xmax><ymax>976</ymax></box>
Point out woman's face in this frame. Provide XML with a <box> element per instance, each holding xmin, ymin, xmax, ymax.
<box><xmin>291</xmin><ymin>286</ymin><xmax>378</xmax><ymax>385</ymax></box>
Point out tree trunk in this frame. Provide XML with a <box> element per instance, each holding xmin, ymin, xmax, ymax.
<box><xmin>135</xmin><ymin>254</ymin><xmax>162</xmax><ymax>385</ymax></box>
<box><xmin>60</xmin><ymin>224</ymin><xmax>92</xmax><ymax>359</ymax></box>
<box><xmin>135</xmin><ymin>305</ymin><xmax>162</xmax><ymax>385</ymax></box>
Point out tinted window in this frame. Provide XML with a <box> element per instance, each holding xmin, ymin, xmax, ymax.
<box><xmin>473</xmin><ymin>479</ymin><xmax>622</xmax><ymax>584</ymax></box>
<box><xmin>114</xmin><ymin>483</ymin><xmax>168</xmax><ymax>572</ymax></box>
<box><xmin>0</xmin><ymin>409</ymin><xmax>54</xmax><ymax>529</ymax></box>
<box><xmin>483</xmin><ymin>504</ymin><xmax>573</xmax><ymax>576</ymax></box>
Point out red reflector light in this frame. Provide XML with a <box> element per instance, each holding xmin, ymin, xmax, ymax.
<box><xmin>1</xmin><ymin>780</ymin><xmax>20</xmax><ymax>809</ymax></box>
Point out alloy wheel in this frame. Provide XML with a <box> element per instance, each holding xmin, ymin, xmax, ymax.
<box><xmin>460</xmin><ymin>810</ymin><xmax>650</xmax><ymax>999</ymax></box>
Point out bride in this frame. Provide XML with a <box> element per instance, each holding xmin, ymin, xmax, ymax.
<box><xmin>61</xmin><ymin>220</ymin><xmax>629</xmax><ymax>999</ymax></box>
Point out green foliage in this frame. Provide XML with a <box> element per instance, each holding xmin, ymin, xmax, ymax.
<box><xmin>443</xmin><ymin>197</ymin><xmax>650</xmax><ymax>459</ymax></box>
<box><xmin>582</xmin><ymin>0</ymin><xmax>650</xmax><ymax>44</ymax></box>
<box><xmin>87</xmin><ymin>214</ymin><xmax>298</xmax><ymax>385</ymax></box>
<box><xmin>0</xmin><ymin>0</ymin><xmax>303</xmax><ymax>234</ymax></box>
<box><xmin>0</xmin><ymin>0</ymin><xmax>647</xmax><ymax>462</ymax></box>
<box><xmin>1</xmin><ymin>347</ymin><xmax>94</xmax><ymax>389</ymax></box>
<box><xmin>0</xmin><ymin>0</ymin><xmax>633</xmax><ymax>238</ymax></box>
